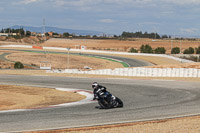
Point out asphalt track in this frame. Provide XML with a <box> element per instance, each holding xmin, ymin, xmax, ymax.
<box><xmin>0</xmin><ymin>75</ymin><xmax>200</xmax><ymax>132</ymax></box>
<box><xmin>0</xmin><ymin>49</ymin><xmax>154</xmax><ymax>67</ymax></box>
<box><xmin>0</xmin><ymin>49</ymin><xmax>199</xmax><ymax>132</ymax></box>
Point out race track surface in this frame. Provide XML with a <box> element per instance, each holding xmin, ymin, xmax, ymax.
<box><xmin>0</xmin><ymin>49</ymin><xmax>154</xmax><ymax>67</ymax></box>
<box><xmin>0</xmin><ymin>75</ymin><xmax>200</xmax><ymax>132</ymax></box>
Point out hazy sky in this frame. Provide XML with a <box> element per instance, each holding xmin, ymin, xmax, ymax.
<box><xmin>0</xmin><ymin>0</ymin><xmax>200</xmax><ymax>37</ymax></box>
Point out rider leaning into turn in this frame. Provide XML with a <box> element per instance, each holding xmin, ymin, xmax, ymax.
<box><xmin>92</xmin><ymin>82</ymin><xmax>115</xmax><ymax>101</ymax></box>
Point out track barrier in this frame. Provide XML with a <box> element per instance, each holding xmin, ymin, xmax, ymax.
<box><xmin>47</xmin><ymin>67</ymin><xmax>200</xmax><ymax>78</ymax></box>
<box><xmin>1</xmin><ymin>45</ymin><xmax>199</xmax><ymax>77</ymax></box>
<box><xmin>0</xmin><ymin>45</ymin><xmax>193</xmax><ymax>63</ymax></box>
<box><xmin>32</xmin><ymin>46</ymin><xmax>43</xmax><ymax>49</ymax></box>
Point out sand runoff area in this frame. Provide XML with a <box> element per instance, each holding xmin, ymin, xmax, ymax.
<box><xmin>0</xmin><ymin>85</ymin><xmax>85</xmax><ymax>111</ymax></box>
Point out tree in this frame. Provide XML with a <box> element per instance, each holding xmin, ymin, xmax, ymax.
<box><xmin>121</xmin><ymin>31</ymin><xmax>162</xmax><ymax>39</ymax></box>
<box><xmin>63</xmin><ymin>32</ymin><xmax>70</xmax><ymax>37</ymax></box>
<box><xmin>26</xmin><ymin>31</ymin><xmax>31</xmax><ymax>36</ymax></box>
<box><xmin>154</xmin><ymin>47</ymin><xmax>166</xmax><ymax>54</ymax></box>
<box><xmin>53</xmin><ymin>32</ymin><xmax>59</xmax><ymax>35</ymax></box>
<box><xmin>45</xmin><ymin>32</ymin><xmax>49</xmax><ymax>36</ymax></box>
<box><xmin>113</xmin><ymin>35</ymin><xmax>118</xmax><ymax>38</ymax></box>
<box><xmin>14</xmin><ymin>62</ymin><xmax>24</xmax><ymax>69</ymax></box>
<box><xmin>140</xmin><ymin>44</ymin><xmax>153</xmax><ymax>53</ymax></box>
<box><xmin>93</xmin><ymin>35</ymin><xmax>97</xmax><ymax>38</ymax></box>
<box><xmin>196</xmin><ymin>46</ymin><xmax>200</xmax><ymax>54</ymax></box>
<box><xmin>5</xmin><ymin>28</ymin><xmax>11</xmax><ymax>33</ymax></box>
<box><xmin>129</xmin><ymin>48</ymin><xmax>138</xmax><ymax>53</ymax></box>
<box><xmin>183</xmin><ymin>47</ymin><xmax>194</xmax><ymax>54</ymax></box>
<box><xmin>162</xmin><ymin>35</ymin><xmax>168</xmax><ymax>39</ymax></box>
<box><xmin>20</xmin><ymin>28</ymin><xmax>25</xmax><ymax>36</ymax></box>
<box><xmin>171</xmin><ymin>47</ymin><xmax>180</xmax><ymax>54</ymax></box>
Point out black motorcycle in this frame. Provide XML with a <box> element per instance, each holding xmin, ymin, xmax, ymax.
<box><xmin>94</xmin><ymin>91</ymin><xmax>123</xmax><ymax>109</ymax></box>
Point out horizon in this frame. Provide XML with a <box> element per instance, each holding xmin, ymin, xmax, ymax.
<box><xmin>2</xmin><ymin>25</ymin><xmax>199</xmax><ymax>38</ymax></box>
<box><xmin>0</xmin><ymin>1</ymin><xmax>200</xmax><ymax>38</ymax></box>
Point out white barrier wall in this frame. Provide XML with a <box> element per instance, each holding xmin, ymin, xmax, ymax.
<box><xmin>0</xmin><ymin>45</ymin><xmax>32</xmax><ymax>48</ymax></box>
<box><xmin>47</xmin><ymin>67</ymin><xmax>200</xmax><ymax>78</ymax></box>
<box><xmin>2</xmin><ymin>45</ymin><xmax>198</xmax><ymax>77</ymax></box>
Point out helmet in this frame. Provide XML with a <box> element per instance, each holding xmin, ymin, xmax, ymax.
<box><xmin>92</xmin><ymin>82</ymin><xmax>98</xmax><ymax>89</ymax></box>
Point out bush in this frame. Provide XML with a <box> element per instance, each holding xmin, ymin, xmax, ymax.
<box><xmin>196</xmin><ymin>46</ymin><xmax>200</xmax><ymax>54</ymax></box>
<box><xmin>140</xmin><ymin>44</ymin><xmax>153</xmax><ymax>53</ymax></box>
<box><xmin>154</xmin><ymin>47</ymin><xmax>166</xmax><ymax>54</ymax></box>
<box><xmin>129</xmin><ymin>48</ymin><xmax>138</xmax><ymax>53</ymax></box>
<box><xmin>183</xmin><ymin>47</ymin><xmax>194</xmax><ymax>54</ymax></box>
<box><xmin>14</xmin><ymin>62</ymin><xmax>24</xmax><ymax>69</ymax></box>
<box><xmin>171</xmin><ymin>47</ymin><xmax>180</xmax><ymax>54</ymax></box>
<box><xmin>181</xmin><ymin>55</ymin><xmax>198</xmax><ymax>62</ymax></box>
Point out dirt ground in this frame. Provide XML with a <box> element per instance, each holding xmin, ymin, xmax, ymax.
<box><xmin>1</xmin><ymin>37</ymin><xmax>200</xmax><ymax>54</ymax></box>
<box><xmin>1</xmin><ymin>38</ymin><xmax>200</xmax><ymax>69</ymax></box>
<box><xmin>0</xmin><ymin>85</ymin><xmax>85</xmax><ymax>110</ymax></box>
<box><xmin>6</xmin><ymin>52</ymin><xmax>123</xmax><ymax>70</ymax></box>
<box><xmin>41</xmin><ymin>38</ymin><xmax>200</xmax><ymax>54</ymax></box>
<box><xmin>1</xmin><ymin>48</ymin><xmax>200</xmax><ymax>70</ymax></box>
<box><xmin>27</xmin><ymin>115</ymin><xmax>200</xmax><ymax>133</ymax></box>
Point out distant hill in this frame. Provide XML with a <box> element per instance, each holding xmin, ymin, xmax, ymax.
<box><xmin>10</xmin><ymin>25</ymin><xmax>103</xmax><ymax>36</ymax></box>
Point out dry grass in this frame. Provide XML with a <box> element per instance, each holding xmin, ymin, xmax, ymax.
<box><xmin>1</xmin><ymin>38</ymin><xmax>200</xmax><ymax>69</ymax></box>
<box><xmin>41</xmin><ymin>38</ymin><xmax>200</xmax><ymax>54</ymax></box>
<box><xmin>2</xmin><ymin>47</ymin><xmax>200</xmax><ymax>70</ymax></box>
<box><xmin>148</xmin><ymin>62</ymin><xmax>200</xmax><ymax>69</ymax></box>
<box><xmin>26</xmin><ymin>115</ymin><xmax>200</xmax><ymax>133</ymax></box>
<box><xmin>0</xmin><ymin>85</ymin><xmax>85</xmax><ymax>110</ymax></box>
<box><xmin>0</xmin><ymin>51</ymin><xmax>123</xmax><ymax>70</ymax></box>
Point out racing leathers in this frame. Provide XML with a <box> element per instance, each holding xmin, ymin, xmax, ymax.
<box><xmin>93</xmin><ymin>85</ymin><xmax>115</xmax><ymax>102</ymax></box>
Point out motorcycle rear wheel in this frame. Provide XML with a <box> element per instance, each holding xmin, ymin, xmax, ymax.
<box><xmin>98</xmin><ymin>100</ymin><xmax>112</xmax><ymax>109</ymax></box>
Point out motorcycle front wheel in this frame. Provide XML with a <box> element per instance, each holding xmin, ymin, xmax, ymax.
<box><xmin>115</xmin><ymin>97</ymin><xmax>123</xmax><ymax>108</ymax></box>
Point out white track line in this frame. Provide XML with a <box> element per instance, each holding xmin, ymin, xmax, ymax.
<box><xmin>53</xmin><ymin>88</ymin><xmax>94</xmax><ymax>107</ymax></box>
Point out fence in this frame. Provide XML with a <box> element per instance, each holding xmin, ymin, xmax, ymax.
<box><xmin>48</xmin><ymin>67</ymin><xmax>200</xmax><ymax>78</ymax></box>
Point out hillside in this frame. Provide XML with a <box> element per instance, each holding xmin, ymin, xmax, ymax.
<box><xmin>10</xmin><ymin>25</ymin><xmax>103</xmax><ymax>36</ymax></box>
<box><xmin>0</xmin><ymin>36</ymin><xmax>47</xmax><ymax>44</ymax></box>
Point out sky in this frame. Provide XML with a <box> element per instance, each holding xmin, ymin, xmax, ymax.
<box><xmin>0</xmin><ymin>0</ymin><xmax>200</xmax><ymax>37</ymax></box>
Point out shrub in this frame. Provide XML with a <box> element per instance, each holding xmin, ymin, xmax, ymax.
<box><xmin>183</xmin><ymin>47</ymin><xmax>194</xmax><ymax>54</ymax></box>
<box><xmin>171</xmin><ymin>47</ymin><xmax>180</xmax><ymax>54</ymax></box>
<box><xmin>140</xmin><ymin>44</ymin><xmax>153</xmax><ymax>53</ymax></box>
<box><xmin>129</xmin><ymin>48</ymin><xmax>138</xmax><ymax>53</ymax></box>
<box><xmin>154</xmin><ymin>47</ymin><xmax>166</xmax><ymax>54</ymax></box>
<box><xmin>196</xmin><ymin>46</ymin><xmax>200</xmax><ymax>54</ymax></box>
<box><xmin>14</xmin><ymin>62</ymin><xmax>24</xmax><ymax>69</ymax></box>
<box><xmin>181</xmin><ymin>55</ymin><xmax>198</xmax><ymax>62</ymax></box>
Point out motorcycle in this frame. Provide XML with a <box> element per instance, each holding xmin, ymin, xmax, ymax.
<box><xmin>94</xmin><ymin>91</ymin><xmax>123</xmax><ymax>109</ymax></box>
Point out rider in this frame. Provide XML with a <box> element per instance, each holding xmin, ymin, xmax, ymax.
<box><xmin>92</xmin><ymin>82</ymin><xmax>114</xmax><ymax>101</ymax></box>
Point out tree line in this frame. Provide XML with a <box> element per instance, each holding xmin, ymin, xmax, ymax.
<box><xmin>121</xmin><ymin>31</ymin><xmax>170</xmax><ymax>39</ymax></box>
<box><xmin>1</xmin><ymin>28</ymin><xmax>31</xmax><ymax>36</ymax></box>
<box><xmin>1</xmin><ymin>28</ymin><xmax>197</xmax><ymax>41</ymax></box>
<box><xmin>129</xmin><ymin>44</ymin><xmax>200</xmax><ymax>55</ymax></box>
